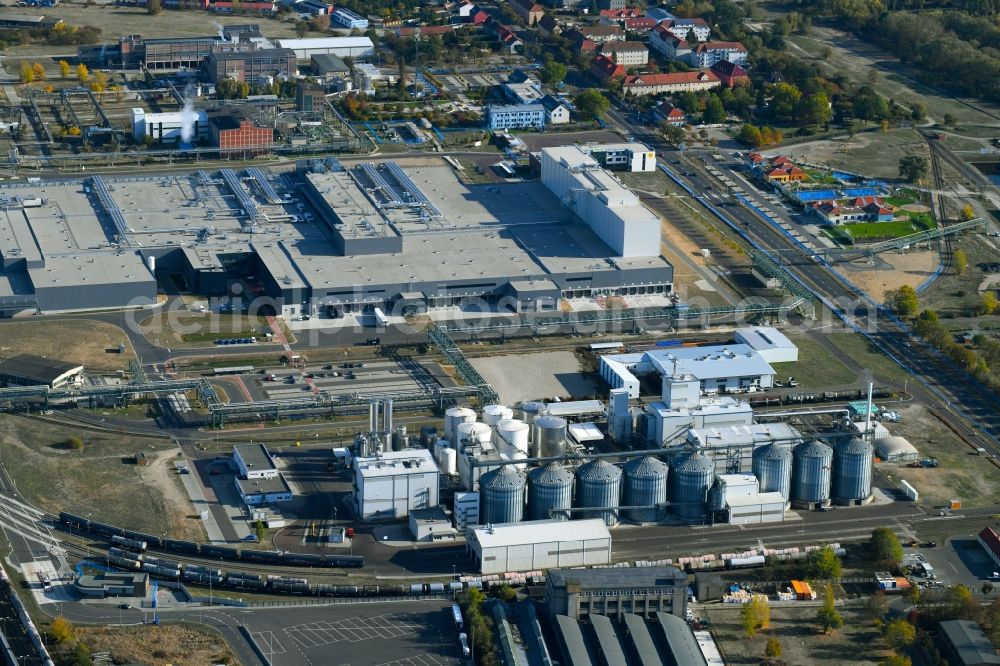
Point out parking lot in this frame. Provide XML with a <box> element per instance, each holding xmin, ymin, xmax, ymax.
<box><xmin>243</xmin><ymin>601</ymin><xmax>462</xmax><ymax>666</ymax></box>
<box><xmin>902</xmin><ymin>536</ymin><xmax>997</xmax><ymax>591</ymax></box>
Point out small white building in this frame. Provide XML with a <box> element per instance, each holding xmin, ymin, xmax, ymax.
<box><xmin>273</xmin><ymin>36</ymin><xmax>375</xmax><ymax>59</ymax></box>
<box><xmin>645</xmin><ymin>397</ymin><xmax>753</xmax><ymax>446</ymax></box>
<box><xmin>735</xmin><ymin>327</ymin><xmax>798</xmax><ymax>364</ymax></box>
<box><xmin>408</xmin><ymin>507</ymin><xmax>456</xmax><ymax>541</ymax></box>
<box><xmin>236</xmin><ymin>475</ymin><xmax>293</xmax><ymax>506</ymax></box>
<box><xmin>130</xmin><ymin>108</ymin><xmax>209</xmax><ymax>143</ymax></box>
<box><xmin>715</xmin><ymin>474</ymin><xmax>784</xmax><ymax>525</ymax></box>
<box><xmin>234</xmin><ymin>443</ymin><xmax>279</xmax><ymax>480</ymax></box>
<box><xmin>467</xmin><ymin>519</ymin><xmax>612</xmax><ymax>574</ymax></box>
<box><xmin>353</xmin><ymin>449</ymin><xmax>440</xmax><ymax>520</ymax></box>
<box><xmin>454</xmin><ymin>491</ymin><xmax>480</xmax><ymax>532</ymax></box>
<box><xmin>580</xmin><ymin>142</ymin><xmax>657</xmax><ymax>173</ymax></box>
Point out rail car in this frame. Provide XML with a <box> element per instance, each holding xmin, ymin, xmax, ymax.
<box><xmin>107</xmin><ymin>555</ymin><xmax>140</xmax><ymax>571</ymax></box>
<box><xmin>162</xmin><ymin>538</ymin><xmax>199</xmax><ymax>555</ymax></box>
<box><xmin>108</xmin><ymin>547</ymin><xmax>141</xmax><ymax>562</ymax></box>
<box><xmin>200</xmin><ymin>545</ymin><xmax>239</xmax><ymax>560</ymax></box>
<box><xmin>111</xmin><ymin>535</ymin><xmax>147</xmax><ymax>552</ymax></box>
<box><xmin>240</xmin><ymin>550</ymin><xmax>283</xmax><ymax>564</ymax></box>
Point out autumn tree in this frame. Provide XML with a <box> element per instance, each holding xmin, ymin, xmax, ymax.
<box><xmin>981</xmin><ymin>291</ymin><xmax>999</xmax><ymax>316</ymax></box>
<box><xmin>19</xmin><ymin>61</ymin><xmax>33</xmax><ymax>84</ymax></box>
<box><xmin>67</xmin><ymin>436</ymin><xmax>84</xmax><ymax>450</ymax></box>
<box><xmin>870</xmin><ymin>527</ymin><xmax>904</xmax><ymax>568</ymax></box>
<box><xmin>816</xmin><ymin>584</ymin><xmax>844</xmax><ymax>633</ymax></box>
<box><xmin>50</xmin><ymin>616</ymin><xmax>75</xmax><ymax>643</ymax></box>
<box><xmin>884</xmin><ymin>618</ymin><xmax>915</xmax><ymax>651</ymax></box>
<box><xmin>954</xmin><ymin>247</ymin><xmax>968</xmax><ymax>275</ymax></box>
<box><xmin>884</xmin><ymin>285</ymin><xmax>919</xmax><ymax>317</ymax></box>
<box><xmin>739</xmin><ymin>596</ymin><xmax>770</xmax><ymax>638</ymax></box>
<box><xmin>76</xmin><ymin>63</ymin><xmax>90</xmax><ymax>83</ymax></box>
<box><xmin>32</xmin><ymin>63</ymin><xmax>46</xmax><ymax>81</ymax></box>
<box><xmin>59</xmin><ymin>59</ymin><xmax>71</xmax><ymax>79</ymax></box>
<box><xmin>147</xmin><ymin>0</ymin><xmax>162</xmax><ymax>14</ymax></box>
<box><xmin>90</xmin><ymin>71</ymin><xmax>108</xmax><ymax>93</ymax></box>
<box><xmin>811</xmin><ymin>545</ymin><xmax>843</xmax><ymax>580</ymax></box>
<box><xmin>961</xmin><ymin>203</ymin><xmax>976</xmax><ymax>220</ymax></box>
<box><xmin>764</xmin><ymin>637</ymin><xmax>783</xmax><ymax>659</ymax></box>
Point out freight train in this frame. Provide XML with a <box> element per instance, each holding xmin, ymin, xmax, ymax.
<box><xmin>59</xmin><ymin>512</ymin><xmax>364</xmax><ymax>569</ymax></box>
<box><xmin>100</xmin><ymin>545</ymin><xmax>490</xmax><ymax>598</ymax></box>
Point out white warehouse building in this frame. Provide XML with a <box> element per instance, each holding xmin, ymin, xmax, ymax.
<box><xmin>131</xmin><ymin>108</ymin><xmax>208</xmax><ymax>143</ymax></box>
<box><xmin>599</xmin><ymin>344</ymin><xmax>780</xmax><ymax>399</ymax></box>
<box><xmin>273</xmin><ymin>36</ymin><xmax>375</xmax><ymax>59</ymax></box>
<box><xmin>734</xmin><ymin>326</ymin><xmax>799</xmax><ymax>364</ymax></box>
<box><xmin>467</xmin><ymin>519</ymin><xmax>612</xmax><ymax>574</ymax></box>
<box><xmin>353</xmin><ymin>449</ymin><xmax>440</xmax><ymax>520</ymax></box>
<box><xmin>540</xmin><ymin>146</ymin><xmax>661</xmax><ymax>258</ymax></box>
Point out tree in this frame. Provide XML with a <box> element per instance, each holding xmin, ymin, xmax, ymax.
<box><xmin>74</xmin><ymin>641</ymin><xmax>93</xmax><ymax>666</ymax></box>
<box><xmin>50</xmin><ymin>616</ymin><xmax>75</xmax><ymax>643</ymax></box>
<box><xmin>660</xmin><ymin>122</ymin><xmax>686</xmax><ymax>146</ymax></box>
<box><xmin>295</xmin><ymin>21</ymin><xmax>309</xmax><ymax>38</ymax></box>
<box><xmin>983</xmin><ymin>582</ymin><xmax>995</xmax><ymax>597</ymax></box>
<box><xmin>764</xmin><ymin>637</ymin><xmax>783</xmax><ymax>659</ymax></box>
<box><xmin>739</xmin><ymin>596</ymin><xmax>770</xmax><ymax>638</ymax></box>
<box><xmin>885</xmin><ymin>285</ymin><xmax>919</xmax><ymax>317</ymax></box>
<box><xmin>899</xmin><ymin>155</ymin><xmax>929</xmax><ymax>184</ymax></box>
<box><xmin>816</xmin><ymin>584</ymin><xmax>844</xmax><ymax>634</ymax></box>
<box><xmin>90</xmin><ymin>71</ymin><xmax>108</xmax><ymax>93</ymax></box>
<box><xmin>32</xmin><ymin>63</ymin><xmax>45</xmax><ymax>82</ymax></box>
<box><xmin>67</xmin><ymin>436</ymin><xmax>84</xmax><ymax>450</ymax></box>
<box><xmin>870</xmin><ymin>527</ymin><xmax>904</xmax><ymax>568</ymax></box>
<box><xmin>574</xmin><ymin>88</ymin><xmax>610</xmax><ymax>120</ymax></box>
<box><xmin>539</xmin><ymin>59</ymin><xmax>567</xmax><ymax>85</ymax></box>
<box><xmin>76</xmin><ymin>63</ymin><xmax>89</xmax><ymax>83</ymax></box>
<box><xmin>309</xmin><ymin>14</ymin><xmax>331</xmax><ymax>32</ymax></box>
<box><xmin>59</xmin><ymin>59</ymin><xmax>71</xmax><ymax>79</ymax></box>
<box><xmin>811</xmin><ymin>545</ymin><xmax>843</xmax><ymax>580</ymax></box>
<box><xmin>910</xmin><ymin>101</ymin><xmax>927</xmax><ymax>122</ymax></box>
<box><xmin>255</xmin><ymin>519</ymin><xmax>265</xmax><ymax>543</ymax></box>
<box><xmin>943</xmin><ymin>113</ymin><xmax>957</xmax><ymax>126</ymax></box>
<box><xmin>799</xmin><ymin>92</ymin><xmax>832</xmax><ymax>127</ymax></box>
<box><xmin>881</xmin><ymin>657</ymin><xmax>912</xmax><ymax>666</ymax></box>
<box><xmin>961</xmin><ymin>203</ymin><xmax>976</xmax><ymax>221</ymax></box>
<box><xmin>702</xmin><ymin>95</ymin><xmax>726</xmax><ymax>124</ymax></box>
<box><xmin>981</xmin><ymin>291</ymin><xmax>999</xmax><ymax>316</ymax></box>
<box><xmin>495</xmin><ymin>583</ymin><xmax>517</xmax><ymax>602</ymax></box>
<box><xmin>954</xmin><ymin>247</ymin><xmax>968</xmax><ymax>274</ymax></box>
<box><xmin>147</xmin><ymin>0</ymin><xmax>162</xmax><ymax>14</ymax></box>
<box><xmin>769</xmin><ymin>82</ymin><xmax>802</xmax><ymax>120</ymax></box>
<box><xmin>884</xmin><ymin>618</ymin><xmax>916</xmax><ymax>651</ymax></box>
<box><xmin>865</xmin><ymin>591</ymin><xmax>890</xmax><ymax>620</ymax></box>
<box><xmin>19</xmin><ymin>61</ymin><xmax>33</xmax><ymax>84</ymax></box>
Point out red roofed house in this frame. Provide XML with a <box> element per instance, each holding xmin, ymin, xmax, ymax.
<box><xmin>623</xmin><ymin>70</ymin><xmax>720</xmax><ymax>96</ymax></box>
<box><xmin>598</xmin><ymin>40</ymin><xmax>649</xmax><ymax>66</ymax></box>
<box><xmin>591</xmin><ymin>54</ymin><xmax>626</xmax><ymax>82</ymax></box>
<box><xmin>659</xmin><ymin>17</ymin><xmax>710</xmax><ymax>42</ymax></box>
<box><xmin>649</xmin><ymin>24</ymin><xmax>691</xmax><ymax>60</ymax></box>
<box><xmin>577</xmin><ymin>24</ymin><xmax>626</xmax><ymax>44</ymax></box>
<box><xmin>624</xmin><ymin>17</ymin><xmax>657</xmax><ymax>33</ymax></box>
<box><xmin>688</xmin><ymin>41</ymin><xmax>748</xmax><ymax>67</ymax></box>
<box><xmin>538</xmin><ymin>14</ymin><xmax>560</xmax><ymax>36</ymax></box>
<box><xmin>711</xmin><ymin>60</ymin><xmax>750</xmax><ymax>87</ymax></box>
<box><xmin>510</xmin><ymin>0</ymin><xmax>544</xmax><ymax>26</ymax></box>
<box><xmin>979</xmin><ymin>527</ymin><xmax>1000</xmax><ymax>569</ymax></box>
<box><xmin>652</xmin><ymin>101</ymin><xmax>686</xmax><ymax>126</ymax></box>
<box><xmin>762</xmin><ymin>165</ymin><xmax>808</xmax><ymax>183</ymax></box>
<box><xmin>599</xmin><ymin>7</ymin><xmax>642</xmax><ymax>24</ymax></box>
<box><xmin>493</xmin><ymin>24</ymin><xmax>524</xmax><ymax>53</ymax></box>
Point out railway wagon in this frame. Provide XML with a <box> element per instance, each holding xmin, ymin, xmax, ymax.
<box><xmin>321</xmin><ymin>555</ymin><xmax>365</xmax><ymax>569</ymax></box>
<box><xmin>121</xmin><ymin>530</ymin><xmax>162</xmax><ymax>549</ymax></box>
<box><xmin>107</xmin><ymin>555</ymin><xmax>140</xmax><ymax>571</ymax></box>
<box><xmin>162</xmin><ymin>538</ymin><xmax>199</xmax><ymax>555</ymax></box>
<box><xmin>201</xmin><ymin>545</ymin><xmax>239</xmax><ymax>560</ymax></box>
<box><xmin>111</xmin><ymin>535</ymin><xmax>147</xmax><ymax>552</ymax></box>
<box><xmin>108</xmin><ymin>547</ymin><xmax>141</xmax><ymax>562</ymax></box>
<box><xmin>240</xmin><ymin>550</ymin><xmax>283</xmax><ymax>564</ymax></box>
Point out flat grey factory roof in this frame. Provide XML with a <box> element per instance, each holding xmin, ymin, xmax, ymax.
<box><xmin>656</xmin><ymin>612</ymin><xmax>707</xmax><ymax>666</ymax></box>
<box><xmin>470</xmin><ymin>519</ymin><xmax>609</xmax><ymax>549</ymax></box>
<box><xmin>28</xmin><ymin>253</ymin><xmax>154</xmax><ymax>290</ymax></box>
<box><xmin>0</xmin><ymin>354</ymin><xmax>82</xmax><ymax>383</ymax></box>
<box><xmin>589</xmin><ymin>615</ymin><xmax>628</xmax><ymax>666</ymax></box>
<box><xmin>547</xmin><ymin>566</ymin><xmax>686</xmax><ymax>590</ymax></box>
<box><xmin>234</xmin><ymin>443</ymin><xmax>277</xmax><ymax>472</ymax></box>
<box><xmin>939</xmin><ymin>620</ymin><xmax>1000</xmax><ymax>665</ymax></box>
<box><xmin>554</xmin><ymin>616</ymin><xmax>593</xmax><ymax>666</ymax></box>
<box><xmin>237</xmin><ymin>474</ymin><xmax>291</xmax><ymax>496</ymax></box>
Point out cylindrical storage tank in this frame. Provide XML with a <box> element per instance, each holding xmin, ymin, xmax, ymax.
<box><xmin>833</xmin><ymin>437</ymin><xmax>873</xmax><ymax>505</ymax></box>
<box><xmin>496</xmin><ymin>419</ymin><xmax>530</xmax><ymax>454</ymax></box>
<box><xmin>792</xmin><ymin>440</ymin><xmax>833</xmax><ymax>507</ymax></box>
<box><xmin>441</xmin><ymin>447</ymin><xmax>457</xmax><ymax>476</ymax></box>
<box><xmin>752</xmin><ymin>443</ymin><xmax>792</xmax><ymax>505</ymax></box>
<box><xmin>531</xmin><ymin>415</ymin><xmax>567</xmax><ymax>458</ymax></box>
<box><xmin>669</xmin><ymin>451</ymin><xmax>714</xmax><ymax>521</ymax></box>
<box><xmin>623</xmin><ymin>456</ymin><xmax>668</xmax><ymax>523</ymax></box>
<box><xmin>456</xmin><ymin>421</ymin><xmax>492</xmax><ymax>453</ymax></box>
<box><xmin>419</xmin><ymin>426</ymin><xmax>438</xmax><ymax>449</ymax></box>
<box><xmin>519</xmin><ymin>401</ymin><xmax>548</xmax><ymax>423</ymax></box>
<box><xmin>434</xmin><ymin>439</ymin><xmax>449</xmax><ymax>466</ymax></box>
<box><xmin>511</xmin><ymin>450</ymin><xmax>528</xmax><ymax>471</ymax></box>
<box><xmin>444</xmin><ymin>407</ymin><xmax>476</xmax><ymax>444</ymax></box>
<box><xmin>479</xmin><ymin>466</ymin><xmax>526</xmax><ymax>525</ymax></box>
<box><xmin>147</xmin><ymin>255</ymin><xmax>156</xmax><ymax>274</ymax></box>
<box><xmin>392</xmin><ymin>425</ymin><xmax>408</xmax><ymax>452</ymax></box>
<box><xmin>575</xmin><ymin>458</ymin><xmax>623</xmax><ymax>526</ymax></box>
<box><xmin>483</xmin><ymin>404</ymin><xmax>514</xmax><ymax>427</ymax></box>
<box><xmin>527</xmin><ymin>463</ymin><xmax>574</xmax><ymax>521</ymax></box>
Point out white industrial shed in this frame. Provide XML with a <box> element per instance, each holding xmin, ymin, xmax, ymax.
<box><xmin>273</xmin><ymin>36</ymin><xmax>375</xmax><ymax>59</ymax></box>
<box><xmin>467</xmin><ymin>519</ymin><xmax>612</xmax><ymax>574</ymax></box>
<box><xmin>353</xmin><ymin>449</ymin><xmax>440</xmax><ymax>520</ymax></box>
<box><xmin>734</xmin><ymin>327</ymin><xmax>798</xmax><ymax>364</ymax></box>
<box><xmin>874</xmin><ymin>436</ymin><xmax>919</xmax><ymax>462</ymax></box>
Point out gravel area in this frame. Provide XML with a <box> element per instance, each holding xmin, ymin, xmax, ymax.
<box><xmin>469</xmin><ymin>350</ymin><xmax>603</xmax><ymax>404</ymax></box>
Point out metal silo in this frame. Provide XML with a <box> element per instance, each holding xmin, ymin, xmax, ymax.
<box><xmin>483</xmin><ymin>404</ymin><xmax>514</xmax><ymax>427</ymax></box>
<box><xmin>527</xmin><ymin>463</ymin><xmax>574</xmax><ymax>521</ymax></box>
<box><xmin>576</xmin><ymin>459</ymin><xmax>623</xmax><ymax>526</ymax></box>
<box><xmin>669</xmin><ymin>451</ymin><xmax>714</xmax><ymax>521</ymax></box>
<box><xmin>833</xmin><ymin>437</ymin><xmax>873</xmax><ymax>505</ymax></box>
<box><xmin>752</xmin><ymin>443</ymin><xmax>792</xmax><ymax>504</ymax></box>
<box><xmin>531</xmin><ymin>415</ymin><xmax>567</xmax><ymax>458</ymax></box>
<box><xmin>479</xmin><ymin>465</ymin><xmax>526</xmax><ymax>525</ymax></box>
<box><xmin>444</xmin><ymin>407</ymin><xmax>476</xmax><ymax>443</ymax></box>
<box><xmin>791</xmin><ymin>440</ymin><xmax>833</xmax><ymax>508</ymax></box>
<box><xmin>623</xmin><ymin>456</ymin><xmax>668</xmax><ymax>523</ymax></box>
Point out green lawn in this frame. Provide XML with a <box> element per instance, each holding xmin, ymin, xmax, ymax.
<box><xmin>771</xmin><ymin>336</ymin><xmax>858</xmax><ymax>387</ymax></box>
<box><xmin>885</xmin><ymin>188</ymin><xmax>920</xmax><ymax>207</ymax></box>
<box><xmin>840</xmin><ymin>216</ymin><xmax>936</xmax><ymax>241</ymax></box>
<box><xmin>827</xmin><ymin>333</ymin><xmax>912</xmax><ymax>384</ymax></box>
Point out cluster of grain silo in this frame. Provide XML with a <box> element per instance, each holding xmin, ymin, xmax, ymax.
<box><xmin>622</xmin><ymin>456</ymin><xmax>668</xmax><ymax>523</ymax></box>
<box><xmin>832</xmin><ymin>437</ymin><xmax>874</xmax><ymax>505</ymax></box>
<box><xmin>790</xmin><ymin>440</ymin><xmax>833</xmax><ymax>509</ymax></box>
<box><xmin>669</xmin><ymin>451</ymin><xmax>714</xmax><ymax>521</ymax></box>
<box><xmin>752</xmin><ymin>442</ymin><xmax>792</xmax><ymax>507</ymax></box>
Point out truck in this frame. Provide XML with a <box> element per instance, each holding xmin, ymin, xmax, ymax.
<box><xmin>451</xmin><ymin>603</ymin><xmax>464</xmax><ymax>631</ymax></box>
<box><xmin>458</xmin><ymin>633</ymin><xmax>471</xmax><ymax>658</ymax></box>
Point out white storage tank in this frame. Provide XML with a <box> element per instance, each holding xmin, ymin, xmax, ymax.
<box><xmin>483</xmin><ymin>404</ymin><xmax>514</xmax><ymax>427</ymax></box>
<box><xmin>441</xmin><ymin>447</ymin><xmax>457</xmax><ymax>476</ymax></box>
<box><xmin>444</xmin><ymin>407</ymin><xmax>476</xmax><ymax>443</ymax></box>
<box><xmin>456</xmin><ymin>422</ymin><xmax>492</xmax><ymax>453</ymax></box>
<box><xmin>495</xmin><ymin>419</ymin><xmax>530</xmax><ymax>455</ymax></box>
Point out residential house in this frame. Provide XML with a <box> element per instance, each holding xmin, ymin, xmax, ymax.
<box><xmin>646</xmin><ymin>7</ymin><xmax>675</xmax><ymax>21</ymax></box>
<box><xmin>652</xmin><ymin>101</ymin><xmax>686</xmax><ymax>125</ymax></box>
<box><xmin>688</xmin><ymin>41</ymin><xmax>748</xmax><ymax>67</ymax></box>
<box><xmin>599</xmin><ymin>7</ymin><xmax>643</xmax><ymax>24</ymax></box>
<box><xmin>813</xmin><ymin>199</ymin><xmax>894</xmax><ymax>225</ymax></box>
<box><xmin>599</xmin><ymin>40</ymin><xmax>649</xmax><ymax>66</ymax></box>
<box><xmin>538</xmin><ymin>13</ymin><xmax>560</xmax><ymax>35</ymax></box>
<box><xmin>598</xmin><ymin>0</ymin><xmax>627</xmax><ymax>9</ymax></box>
<box><xmin>624</xmin><ymin>17</ymin><xmax>657</xmax><ymax>33</ymax></box>
<box><xmin>503</xmin><ymin>80</ymin><xmax>544</xmax><ymax>105</ymax></box>
<box><xmin>659</xmin><ymin>17</ymin><xmax>710</xmax><ymax>42</ymax></box>
<box><xmin>711</xmin><ymin>60</ymin><xmax>750</xmax><ymax>87</ymax></box>
<box><xmin>576</xmin><ymin>24</ymin><xmax>626</xmax><ymax>44</ymax></box>
<box><xmin>508</xmin><ymin>69</ymin><xmax>541</xmax><ymax>86</ymax></box>
<box><xmin>510</xmin><ymin>0</ymin><xmax>544</xmax><ymax>25</ymax></box>
<box><xmin>591</xmin><ymin>54</ymin><xmax>626</xmax><ymax>82</ymax></box>
<box><xmin>487</xmin><ymin>103</ymin><xmax>546</xmax><ymax>129</ymax></box>
<box><xmin>623</xmin><ymin>70</ymin><xmax>720</xmax><ymax>96</ymax></box>
<box><xmin>649</xmin><ymin>24</ymin><xmax>690</xmax><ymax>59</ymax></box>
<box><xmin>541</xmin><ymin>95</ymin><xmax>571</xmax><ymax>124</ymax></box>
<box><xmin>541</xmin><ymin>0</ymin><xmax>581</xmax><ymax>9</ymax></box>
<box><xmin>493</xmin><ymin>23</ymin><xmax>524</xmax><ymax>52</ymax></box>
<box><xmin>762</xmin><ymin>164</ymin><xmax>808</xmax><ymax>183</ymax></box>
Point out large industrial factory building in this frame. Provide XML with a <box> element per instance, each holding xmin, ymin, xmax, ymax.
<box><xmin>0</xmin><ymin>147</ymin><xmax>673</xmax><ymax>316</ymax></box>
